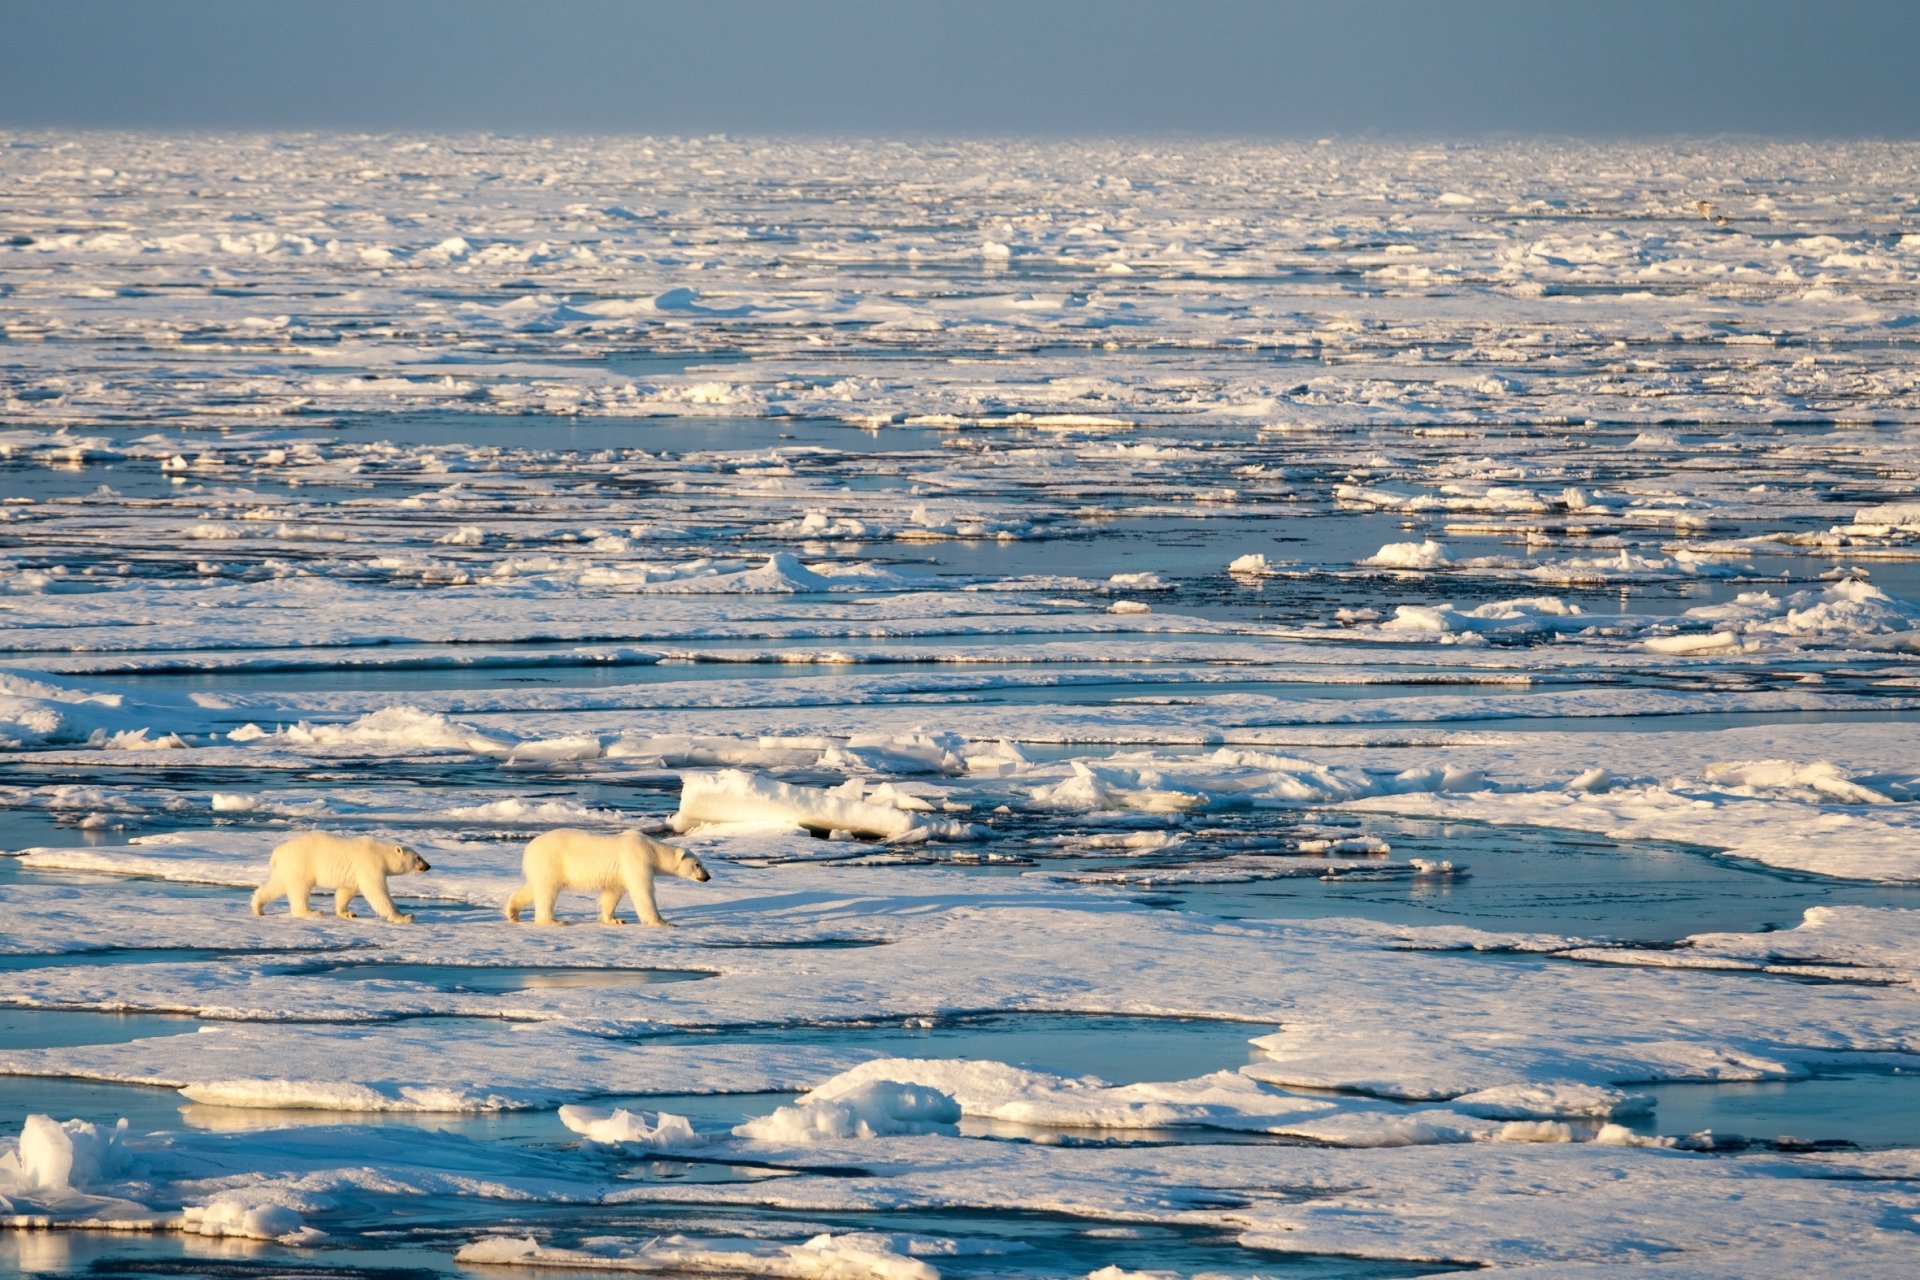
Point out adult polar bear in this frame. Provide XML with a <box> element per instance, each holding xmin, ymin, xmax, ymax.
<box><xmin>507</xmin><ymin>829</ymin><xmax>710</xmax><ymax>926</ymax></box>
<box><xmin>252</xmin><ymin>832</ymin><xmax>432</xmax><ymax>924</ymax></box>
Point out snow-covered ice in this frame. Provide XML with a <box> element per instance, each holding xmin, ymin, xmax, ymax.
<box><xmin>5</xmin><ymin>130</ymin><xmax>1920</xmax><ymax>1276</ymax></box>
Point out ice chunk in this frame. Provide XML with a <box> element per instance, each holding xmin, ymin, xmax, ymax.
<box><xmin>1850</xmin><ymin>501</ymin><xmax>1920</xmax><ymax>531</ymax></box>
<box><xmin>1701</xmin><ymin>759</ymin><xmax>1893</xmax><ymax>805</ymax></box>
<box><xmin>1028</xmin><ymin>760</ymin><xmax>1204</xmax><ymax>814</ymax></box>
<box><xmin>179</xmin><ymin>1079</ymin><xmax>526</xmax><ymax>1112</ymax></box>
<box><xmin>279</xmin><ymin>705</ymin><xmax>514</xmax><ymax>756</ymax></box>
<box><xmin>0</xmin><ymin>1114</ymin><xmax>163</xmax><ymax>1227</ymax></box>
<box><xmin>558</xmin><ymin>1105</ymin><xmax>704</xmax><ymax>1149</ymax></box>
<box><xmin>964</xmin><ymin>738</ymin><xmax>1033</xmax><ymax>777</ymax></box>
<box><xmin>791</xmin><ymin>1059</ymin><xmax>1341</xmax><ymax>1136</ymax></box>
<box><xmin>458</xmin><ymin>1231</ymin><xmax>939</xmax><ymax>1279</ymax></box>
<box><xmin>733</xmin><ymin>1080</ymin><xmax>961</xmax><ymax>1143</ymax></box>
<box><xmin>443</xmin><ymin>796</ymin><xmax>618</xmax><ymax>824</ymax></box>
<box><xmin>505</xmin><ymin>734</ymin><xmax>605</xmax><ymax>764</ymax></box>
<box><xmin>183</xmin><ymin>1191</ymin><xmax>323</xmax><ymax>1243</ymax></box>
<box><xmin>12</xmin><ymin>1115</ymin><xmax>130</xmax><ymax>1191</ymax></box>
<box><xmin>1494</xmin><ymin>1120</ymin><xmax>1577</xmax><ymax>1142</ymax></box>
<box><xmin>825</xmin><ymin>731</ymin><xmax>968</xmax><ymax>776</ymax></box>
<box><xmin>675</xmin><ymin>768</ymin><xmax>971</xmax><ymax>840</ymax></box>
<box><xmin>1594</xmin><ymin>1123</ymin><xmax>1678</xmax><ymax>1148</ymax></box>
<box><xmin>1361</xmin><ymin>539</ymin><xmax>1452</xmax><ymax>569</ymax></box>
<box><xmin>1643</xmin><ymin>631</ymin><xmax>1738</xmax><ymax>654</ymax></box>
<box><xmin>1453</xmin><ymin>1082</ymin><xmax>1650</xmax><ymax>1120</ymax></box>
<box><xmin>1681</xmin><ymin>578</ymin><xmax>1920</xmax><ymax>646</ymax></box>
<box><xmin>1380</xmin><ymin>594</ymin><xmax>1582</xmax><ymax>638</ymax></box>
<box><xmin>1704</xmin><ymin>759</ymin><xmax>1896</xmax><ymax>802</ymax></box>
<box><xmin>0</xmin><ymin>670</ymin><xmax>170</xmax><ymax>750</ymax></box>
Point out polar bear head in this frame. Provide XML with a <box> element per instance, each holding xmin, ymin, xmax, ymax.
<box><xmin>383</xmin><ymin>843</ymin><xmax>431</xmax><ymax>875</ymax></box>
<box><xmin>639</xmin><ymin>835</ymin><xmax>709</xmax><ymax>883</ymax></box>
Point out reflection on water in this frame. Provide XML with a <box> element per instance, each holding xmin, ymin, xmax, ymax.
<box><xmin>0</xmin><ymin>1232</ymin><xmax>457</xmax><ymax>1280</ymax></box>
<box><xmin>0</xmin><ymin>1075</ymin><xmax>188</xmax><ymax>1134</ymax></box>
<box><xmin>294</xmin><ymin>962</ymin><xmax>717</xmax><ymax>993</ymax></box>
<box><xmin>1130</xmin><ymin>816</ymin><xmax>1920</xmax><ymax>943</ymax></box>
<box><xmin>0</xmin><ymin>1007</ymin><xmax>202</xmax><ymax>1051</ymax></box>
<box><xmin>0</xmin><ymin>808</ymin><xmax>123</xmax><ymax>855</ymax></box>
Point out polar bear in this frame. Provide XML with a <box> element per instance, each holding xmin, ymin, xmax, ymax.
<box><xmin>252</xmin><ymin>832</ymin><xmax>432</xmax><ymax>925</ymax></box>
<box><xmin>505</xmin><ymin>829</ymin><xmax>710</xmax><ymax>927</ymax></box>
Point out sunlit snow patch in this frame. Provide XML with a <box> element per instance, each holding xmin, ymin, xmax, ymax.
<box><xmin>675</xmin><ymin>769</ymin><xmax>973</xmax><ymax>841</ymax></box>
<box><xmin>558</xmin><ymin>1104</ymin><xmax>706</xmax><ymax>1149</ymax></box>
<box><xmin>733</xmin><ymin>1080</ymin><xmax>962</xmax><ymax>1142</ymax></box>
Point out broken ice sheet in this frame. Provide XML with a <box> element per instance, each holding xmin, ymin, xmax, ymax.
<box><xmin>8</xmin><ymin>132</ymin><xmax>1920</xmax><ymax>1276</ymax></box>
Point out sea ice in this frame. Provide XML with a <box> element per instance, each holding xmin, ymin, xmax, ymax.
<box><xmin>8</xmin><ymin>130</ymin><xmax>1920</xmax><ymax>1275</ymax></box>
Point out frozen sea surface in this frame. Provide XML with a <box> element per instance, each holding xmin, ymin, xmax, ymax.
<box><xmin>5</xmin><ymin>133</ymin><xmax>1920</xmax><ymax>1276</ymax></box>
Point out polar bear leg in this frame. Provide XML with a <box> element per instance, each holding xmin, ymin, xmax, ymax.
<box><xmin>251</xmin><ymin>875</ymin><xmax>281</xmax><ymax>916</ymax></box>
<box><xmin>624</xmin><ymin>865</ymin><xmax>668</xmax><ymax>927</ymax></box>
<box><xmin>357</xmin><ymin>874</ymin><xmax>413</xmax><ymax>925</ymax></box>
<box><xmin>505</xmin><ymin>884</ymin><xmax>533</xmax><ymax>922</ymax></box>
<box><xmin>532</xmin><ymin>879</ymin><xmax>565</xmax><ymax>926</ymax></box>
<box><xmin>597</xmin><ymin>887</ymin><xmax>627</xmax><ymax>925</ymax></box>
<box><xmin>334</xmin><ymin>885</ymin><xmax>359</xmax><ymax>919</ymax></box>
<box><xmin>287</xmin><ymin>877</ymin><xmax>320</xmax><ymax>918</ymax></box>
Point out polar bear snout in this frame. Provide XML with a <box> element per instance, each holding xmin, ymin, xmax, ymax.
<box><xmin>680</xmin><ymin>853</ymin><xmax>711</xmax><ymax>883</ymax></box>
<box><xmin>413</xmin><ymin>855</ymin><xmax>432</xmax><ymax>872</ymax></box>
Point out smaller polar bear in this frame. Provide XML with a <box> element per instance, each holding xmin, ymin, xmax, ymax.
<box><xmin>252</xmin><ymin>832</ymin><xmax>432</xmax><ymax>925</ymax></box>
<box><xmin>506</xmin><ymin>829</ymin><xmax>710</xmax><ymax>927</ymax></box>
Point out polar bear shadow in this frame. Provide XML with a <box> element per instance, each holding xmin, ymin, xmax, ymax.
<box><xmin>252</xmin><ymin>832</ymin><xmax>432</xmax><ymax>925</ymax></box>
<box><xmin>506</xmin><ymin>828</ymin><xmax>710</xmax><ymax>927</ymax></box>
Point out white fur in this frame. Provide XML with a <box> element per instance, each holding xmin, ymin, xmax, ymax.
<box><xmin>251</xmin><ymin>832</ymin><xmax>431</xmax><ymax>925</ymax></box>
<box><xmin>506</xmin><ymin>829</ymin><xmax>710</xmax><ymax>927</ymax></box>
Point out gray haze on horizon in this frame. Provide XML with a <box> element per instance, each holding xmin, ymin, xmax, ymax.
<box><xmin>4</xmin><ymin>0</ymin><xmax>1918</xmax><ymax>139</ymax></box>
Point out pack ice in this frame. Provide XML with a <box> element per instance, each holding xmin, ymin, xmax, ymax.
<box><xmin>4</xmin><ymin>131</ymin><xmax>1920</xmax><ymax>1277</ymax></box>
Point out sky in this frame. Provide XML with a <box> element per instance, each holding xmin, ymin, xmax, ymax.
<box><xmin>3</xmin><ymin>0</ymin><xmax>1917</xmax><ymax>138</ymax></box>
